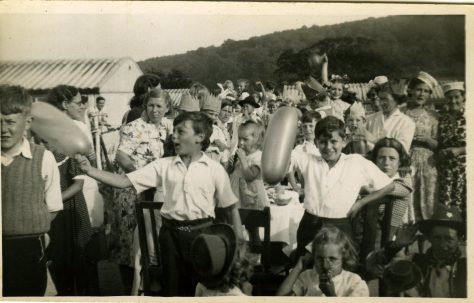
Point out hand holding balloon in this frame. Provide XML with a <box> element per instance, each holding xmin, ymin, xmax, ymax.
<box><xmin>31</xmin><ymin>102</ymin><xmax>92</xmax><ymax>157</ymax></box>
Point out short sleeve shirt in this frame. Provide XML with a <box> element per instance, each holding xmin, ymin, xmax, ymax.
<box><xmin>127</xmin><ymin>153</ymin><xmax>237</xmax><ymax>220</ymax></box>
<box><xmin>292</xmin><ymin>269</ymin><xmax>369</xmax><ymax>297</ymax></box>
<box><xmin>289</xmin><ymin>152</ymin><xmax>392</xmax><ymax>218</ymax></box>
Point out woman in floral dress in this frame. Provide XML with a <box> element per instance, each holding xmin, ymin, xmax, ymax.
<box><xmin>110</xmin><ymin>88</ymin><xmax>173</xmax><ymax>287</ymax></box>
<box><xmin>405</xmin><ymin>72</ymin><xmax>439</xmax><ymax>221</ymax></box>
<box><xmin>437</xmin><ymin>82</ymin><xmax>466</xmax><ymax>221</ymax></box>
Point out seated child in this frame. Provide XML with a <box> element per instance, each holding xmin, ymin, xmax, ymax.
<box><xmin>277</xmin><ymin>226</ymin><xmax>369</xmax><ymax>296</ymax></box>
<box><xmin>289</xmin><ymin>116</ymin><xmax>395</xmax><ymax>258</ymax></box>
<box><xmin>193</xmin><ymin>224</ymin><xmax>254</xmax><ymax>296</ymax></box>
<box><xmin>77</xmin><ymin>111</ymin><xmax>244</xmax><ymax>296</ymax></box>
<box><xmin>359</xmin><ymin>138</ymin><xmax>413</xmax><ymax>261</ymax></box>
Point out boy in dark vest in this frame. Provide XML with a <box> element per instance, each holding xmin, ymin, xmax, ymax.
<box><xmin>366</xmin><ymin>204</ymin><xmax>466</xmax><ymax>297</ymax></box>
<box><xmin>1</xmin><ymin>85</ymin><xmax>63</xmax><ymax>296</ymax></box>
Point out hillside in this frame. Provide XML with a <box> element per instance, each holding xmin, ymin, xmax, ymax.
<box><xmin>139</xmin><ymin>15</ymin><xmax>465</xmax><ymax>88</ymax></box>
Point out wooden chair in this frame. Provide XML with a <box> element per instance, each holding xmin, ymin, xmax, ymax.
<box><xmin>135</xmin><ymin>201</ymin><xmax>164</xmax><ymax>296</ymax></box>
<box><xmin>238</xmin><ymin>207</ymin><xmax>289</xmax><ymax>295</ymax></box>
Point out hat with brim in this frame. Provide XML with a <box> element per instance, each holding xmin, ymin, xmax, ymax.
<box><xmin>414</xmin><ymin>71</ymin><xmax>438</xmax><ymax>91</ymax></box>
<box><xmin>383</xmin><ymin>260</ymin><xmax>422</xmax><ymax>294</ymax></box>
<box><xmin>442</xmin><ymin>81</ymin><xmax>465</xmax><ymax>94</ymax></box>
<box><xmin>418</xmin><ymin>204</ymin><xmax>465</xmax><ymax>237</ymax></box>
<box><xmin>191</xmin><ymin>224</ymin><xmax>237</xmax><ymax>289</ymax></box>
<box><xmin>239</xmin><ymin>96</ymin><xmax>260</xmax><ymax>108</ymax></box>
<box><xmin>301</xmin><ymin>84</ymin><xmax>320</xmax><ymax>101</ymax></box>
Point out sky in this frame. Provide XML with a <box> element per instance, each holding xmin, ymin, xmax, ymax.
<box><xmin>0</xmin><ymin>2</ymin><xmax>387</xmax><ymax>62</ymax></box>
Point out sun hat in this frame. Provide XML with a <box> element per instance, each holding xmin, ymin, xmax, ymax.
<box><xmin>442</xmin><ymin>81</ymin><xmax>465</xmax><ymax>94</ymax></box>
<box><xmin>383</xmin><ymin>260</ymin><xmax>422</xmax><ymax>294</ymax></box>
<box><xmin>191</xmin><ymin>224</ymin><xmax>238</xmax><ymax>289</ymax></box>
<box><xmin>368</xmin><ymin>75</ymin><xmax>389</xmax><ymax>89</ymax></box>
<box><xmin>413</xmin><ymin>71</ymin><xmax>438</xmax><ymax>91</ymax></box>
<box><xmin>418</xmin><ymin>204</ymin><xmax>465</xmax><ymax>237</ymax></box>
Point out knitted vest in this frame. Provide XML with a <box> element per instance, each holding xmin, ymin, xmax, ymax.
<box><xmin>2</xmin><ymin>143</ymin><xmax>50</xmax><ymax>236</ymax></box>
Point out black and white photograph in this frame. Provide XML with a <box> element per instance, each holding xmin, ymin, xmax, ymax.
<box><xmin>0</xmin><ymin>1</ymin><xmax>471</xmax><ymax>300</ymax></box>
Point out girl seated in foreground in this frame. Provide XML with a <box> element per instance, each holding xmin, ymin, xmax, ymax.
<box><xmin>277</xmin><ymin>226</ymin><xmax>368</xmax><ymax>297</ymax></box>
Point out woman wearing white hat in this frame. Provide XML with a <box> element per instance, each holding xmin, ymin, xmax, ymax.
<box><xmin>405</xmin><ymin>71</ymin><xmax>439</xmax><ymax>221</ymax></box>
<box><xmin>437</xmin><ymin>81</ymin><xmax>466</xmax><ymax>220</ymax></box>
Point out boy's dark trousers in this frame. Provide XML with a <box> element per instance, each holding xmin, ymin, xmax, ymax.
<box><xmin>159</xmin><ymin>217</ymin><xmax>213</xmax><ymax>296</ymax></box>
<box><xmin>295</xmin><ymin>211</ymin><xmax>354</xmax><ymax>258</ymax></box>
<box><xmin>2</xmin><ymin>235</ymin><xmax>48</xmax><ymax>296</ymax></box>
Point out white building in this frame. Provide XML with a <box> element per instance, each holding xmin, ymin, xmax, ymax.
<box><xmin>0</xmin><ymin>57</ymin><xmax>143</xmax><ymax>126</ymax></box>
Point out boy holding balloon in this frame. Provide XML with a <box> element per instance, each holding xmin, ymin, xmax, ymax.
<box><xmin>1</xmin><ymin>85</ymin><xmax>63</xmax><ymax>296</ymax></box>
<box><xmin>77</xmin><ymin>111</ymin><xmax>244</xmax><ymax>296</ymax></box>
<box><xmin>289</xmin><ymin>116</ymin><xmax>395</xmax><ymax>258</ymax></box>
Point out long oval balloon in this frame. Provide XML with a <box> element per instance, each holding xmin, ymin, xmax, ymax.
<box><xmin>262</xmin><ymin>106</ymin><xmax>299</xmax><ymax>185</ymax></box>
<box><xmin>31</xmin><ymin>102</ymin><xmax>92</xmax><ymax>156</ymax></box>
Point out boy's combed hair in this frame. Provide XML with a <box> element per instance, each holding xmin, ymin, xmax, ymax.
<box><xmin>173</xmin><ymin>111</ymin><xmax>213</xmax><ymax>151</ymax></box>
<box><xmin>239</xmin><ymin>120</ymin><xmax>265</xmax><ymax>150</ymax></box>
<box><xmin>46</xmin><ymin>85</ymin><xmax>79</xmax><ymax>110</ymax></box>
<box><xmin>301</xmin><ymin>111</ymin><xmax>321</xmax><ymax>124</ymax></box>
<box><xmin>312</xmin><ymin>225</ymin><xmax>358</xmax><ymax>272</ymax></box>
<box><xmin>371</xmin><ymin>137</ymin><xmax>411</xmax><ymax>177</ymax></box>
<box><xmin>0</xmin><ymin>85</ymin><xmax>33</xmax><ymax>115</ymax></box>
<box><xmin>221</xmin><ymin>100</ymin><xmax>233</xmax><ymax>109</ymax></box>
<box><xmin>314</xmin><ymin>116</ymin><xmax>346</xmax><ymax>139</ymax></box>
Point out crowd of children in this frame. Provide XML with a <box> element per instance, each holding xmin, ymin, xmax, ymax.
<box><xmin>1</xmin><ymin>51</ymin><xmax>467</xmax><ymax>298</ymax></box>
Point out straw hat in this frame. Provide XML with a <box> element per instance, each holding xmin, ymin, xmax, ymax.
<box><xmin>414</xmin><ymin>71</ymin><xmax>438</xmax><ymax>91</ymax></box>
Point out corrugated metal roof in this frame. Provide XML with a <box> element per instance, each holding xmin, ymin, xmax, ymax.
<box><xmin>0</xmin><ymin>57</ymin><xmax>138</xmax><ymax>92</ymax></box>
<box><xmin>164</xmin><ymin>88</ymin><xmax>189</xmax><ymax>106</ymax></box>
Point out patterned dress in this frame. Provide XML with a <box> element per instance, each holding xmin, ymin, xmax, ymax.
<box><xmin>437</xmin><ymin>109</ymin><xmax>466</xmax><ymax>220</ymax></box>
<box><xmin>406</xmin><ymin>108</ymin><xmax>439</xmax><ymax>220</ymax></box>
<box><xmin>109</xmin><ymin>117</ymin><xmax>172</xmax><ymax>266</ymax></box>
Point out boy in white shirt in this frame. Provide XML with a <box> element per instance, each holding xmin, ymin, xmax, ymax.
<box><xmin>78</xmin><ymin>112</ymin><xmax>244</xmax><ymax>296</ymax></box>
<box><xmin>290</xmin><ymin>116</ymin><xmax>395</xmax><ymax>258</ymax></box>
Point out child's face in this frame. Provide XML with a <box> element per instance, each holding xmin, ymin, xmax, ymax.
<box><xmin>219</xmin><ymin>106</ymin><xmax>233</xmax><ymax>123</ymax></box>
<box><xmin>1</xmin><ymin>112</ymin><xmax>31</xmax><ymax>153</ymax></box>
<box><xmin>330</xmin><ymin>84</ymin><xmax>343</xmax><ymax>100</ymax></box>
<box><xmin>375</xmin><ymin>147</ymin><xmax>400</xmax><ymax>178</ymax></box>
<box><xmin>315</xmin><ymin>131</ymin><xmax>346</xmax><ymax>165</ymax></box>
<box><xmin>302</xmin><ymin>119</ymin><xmax>317</xmax><ymax>141</ymax></box>
<box><xmin>346</xmin><ymin>114</ymin><xmax>366</xmax><ymax>132</ymax></box>
<box><xmin>238</xmin><ymin>82</ymin><xmax>246</xmax><ymax>93</ymax></box>
<box><xmin>238</xmin><ymin>127</ymin><xmax>258</xmax><ymax>154</ymax></box>
<box><xmin>233</xmin><ymin>105</ymin><xmax>242</xmax><ymax>115</ymax></box>
<box><xmin>242</xmin><ymin>104</ymin><xmax>255</xmax><ymax>116</ymax></box>
<box><xmin>172</xmin><ymin>120</ymin><xmax>203</xmax><ymax>156</ymax></box>
<box><xmin>268</xmin><ymin>102</ymin><xmax>277</xmax><ymax>114</ymax></box>
<box><xmin>314</xmin><ymin>243</ymin><xmax>343</xmax><ymax>278</ymax></box>
<box><xmin>429</xmin><ymin>226</ymin><xmax>460</xmax><ymax>260</ymax></box>
<box><xmin>202</xmin><ymin>109</ymin><xmax>219</xmax><ymax>123</ymax></box>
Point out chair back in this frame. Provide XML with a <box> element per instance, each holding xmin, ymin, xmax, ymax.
<box><xmin>238</xmin><ymin>207</ymin><xmax>271</xmax><ymax>270</ymax></box>
<box><xmin>135</xmin><ymin>201</ymin><xmax>164</xmax><ymax>295</ymax></box>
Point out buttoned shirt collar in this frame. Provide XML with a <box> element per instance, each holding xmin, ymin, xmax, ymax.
<box><xmin>1</xmin><ymin>138</ymin><xmax>32</xmax><ymax>166</ymax></box>
<box><xmin>172</xmin><ymin>152</ymin><xmax>211</xmax><ymax>166</ymax></box>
